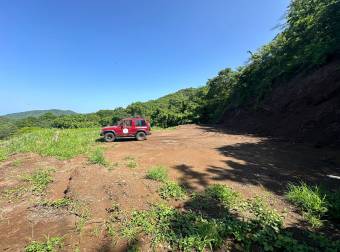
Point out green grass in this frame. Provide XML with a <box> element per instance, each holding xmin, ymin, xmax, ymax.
<box><xmin>124</xmin><ymin>156</ymin><xmax>138</xmax><ymax>169</ymax></box>
<box><xmin>146</xmin><ymin>165</ymin><xmax>168</xmax><ymax>182</ymax></box>
<box><xmin>25</xmin><ymin>236</ymin><xmax>63</xmax><ymax>252</ymax></box>
<box><xmin>88</xmin><ymin>147</ymin><xmax>108</xmax><ymax>166</ymax></box>
<box><xmin>1</xmin><ymin>128</ymin><xmax>99</xmax><ymax>160</ymax></box>
<box><xmin>23</xmin><ymin>168</ymin><xmax>55</xmax><ymax>194</ymax></box>
<box><xmin>286</xmin><ymin>183</ymin><xmax>327</xmax><ymax>228</ymax></box>
<box><xmin>151</xmin><ymin>126</ymin><xmax>177</xmax><ymax>132</ymax></box>
<box><xmin>159</xmin><ymin>181</ymin><xmax>186</xmax><ymax>200</ymax></box>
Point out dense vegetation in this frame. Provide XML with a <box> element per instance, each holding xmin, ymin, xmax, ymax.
<box><xmin>1</xmin><ymin>0</ymin><xmax>338</xmax><ymax>137</ymax></box>
<box><xmin>118</xmin><ymin>184</ymin><xmax>340</xmax><ymax>251</ymax></box>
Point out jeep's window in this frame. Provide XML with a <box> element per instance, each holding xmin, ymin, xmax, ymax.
<box><xmin>136</xmin><ymin>120</ymin><xmax>146</xmax><ymax>126</ymax></box>
<box><xmin>123</xmin><ymin>120</ymin><xmax>132</xmax><ymax>127</ymax></box>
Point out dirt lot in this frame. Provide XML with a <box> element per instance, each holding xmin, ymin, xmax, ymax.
<box><xmin>1</xmin><ymin>125</ymin><xmax>339</xmax><ymax>251</ymax></box>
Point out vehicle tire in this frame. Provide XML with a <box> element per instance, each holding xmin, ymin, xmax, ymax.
<box><xmin>104</xmin><ymin>132</ymin><xmax>115</xmax><ymax>142</ymax></box>
<box><xmin>136</xmin><ymin>131</ymin><xmax>146</xmax><ymax>141</ymax></box>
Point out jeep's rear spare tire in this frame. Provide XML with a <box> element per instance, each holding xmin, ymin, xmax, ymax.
<box><xmin>104</xmin><ymin>132</ymin><xmax>115</xmax><ymax>142</ymax></box>
<box><xmin>136</xmin><ymin>131</ymin><xmax>146</xmax><ymax>141</ymax></box>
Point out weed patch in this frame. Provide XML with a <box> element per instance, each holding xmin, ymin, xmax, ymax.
<box><xmin>105</xmin><ymin>202</ymin><xmax>124</xmax><ymax>241</ymax></box>
<box><xmin>23</xmin><ymin>168</ymin><xmax>55</xmax><ymax>194</ymax></box>
<box><xmin>38</xmin><ymin>198</ymin><xmax>72</xmax><ymax>208</ymax></box>
<box><xmin>2</xmin><ymin>185</ymin><xmax>28</xmax><ymax>201</ymax></box>
<box><xmin>159</xmin><ymin>181</ymin><xmax>186</xmax><ymax>200</ymax></box>
<box><xmin>124</xmin><ymin>156</ymin><xmax>138</xmax><ymax>169</ymax></box>
<box><xmin>25</xmin><ymin>236</ymin><xmax>63</xmax><ymax>252</ymax></box>
<box><xmin>69</xmin><ymin>200</ymin><xmax>91</xmax><ymax>232</ymax></box>
<box><xmin>146</xmin><ymin>165</ymin><xmax>168</xmax><ymax>182</ymax></box>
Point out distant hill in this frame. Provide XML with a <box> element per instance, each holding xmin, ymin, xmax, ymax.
<box><xmin>3</xmin><ymin>109</ymin><xmax>77</xmax><ymax>119</ymax></box>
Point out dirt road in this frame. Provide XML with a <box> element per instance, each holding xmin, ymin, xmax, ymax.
<box><xmin>1</xmin><ymin>125</ymin><xmax>339</xmax><ymax>251</ymax></box>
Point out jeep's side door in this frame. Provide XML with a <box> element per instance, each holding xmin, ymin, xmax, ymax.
<box><xmin>115</xmin><ymin>120</ymin><xmax>124</xmax><ymax>136</ymax></box>
<box><xmin>122</xmin><ymin>119</ymin><xmax>133</xmax><ymax>136</ymax></box>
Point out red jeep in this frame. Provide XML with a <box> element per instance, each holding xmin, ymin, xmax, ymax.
<box><xmin>100</xmin><ymin>117</ymin><xmax>151</xmax><ymax>142</ymax></box>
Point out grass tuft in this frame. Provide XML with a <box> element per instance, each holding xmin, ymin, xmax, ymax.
<box><xmin>88</xmin><ymin>147</ymin><xmax>108</xmax><ymax>166</ymax></box>
<box><xmin>146</xmin><ymin>165</ymin><xmax>168</xmax><ymax>182</ymax></box>
<box><xmin>286</xmin><ymin>182</ymin><xmax>327</xmax><ymax>228</ymax></box>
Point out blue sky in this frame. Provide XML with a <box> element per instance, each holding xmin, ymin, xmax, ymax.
<box><xmin>0</xmin><ymin>0</ymin><xmax>289</xmax><ymax>115</ymax></box>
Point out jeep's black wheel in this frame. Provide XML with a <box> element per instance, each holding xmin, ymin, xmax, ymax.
<box><xmin>136</xmin><ymin>131</ymin><xmax>146</xmax><ymax>141</ymax></box>
<box><xmin>104</xmin><ymin>132</ymin><xmax>115</xmax><ymax>142</ymax></box>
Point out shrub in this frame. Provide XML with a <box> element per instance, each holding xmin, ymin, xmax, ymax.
<box><xmin>146</xmin><ymin>165</ymin><xmax>168</xmax><ymax>182</ymax></box>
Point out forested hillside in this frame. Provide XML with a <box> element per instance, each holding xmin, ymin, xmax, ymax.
<box><xmin>1</xmin><ymin>0</ymin><xmax>339</xmax><ymax>145</ymax></box>
<box><xmin>3</xmin><ymin>109</ymin><xmax>77</xmax><ymax>119</ymax></box>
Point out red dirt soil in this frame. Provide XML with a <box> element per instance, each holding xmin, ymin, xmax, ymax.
<box><xmin>1</xmin><ymin>125</ymin><xmax>339</xmax><ymax>251</ymax></box>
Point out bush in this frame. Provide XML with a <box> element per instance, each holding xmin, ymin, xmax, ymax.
<box><xmin>146</xmin><ymin>165</ymin><xmax>168</xmax><ymax>182</ymax></box>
